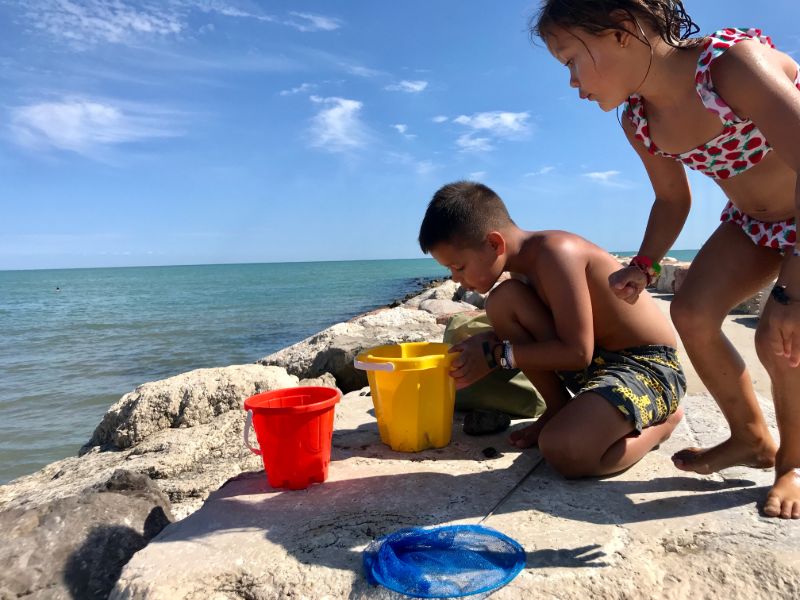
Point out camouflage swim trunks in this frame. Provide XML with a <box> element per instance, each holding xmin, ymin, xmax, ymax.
<box><xmin>557</xmin><ymin>345</ymin><xmax>686</xmax><ymax>433</ymax></box>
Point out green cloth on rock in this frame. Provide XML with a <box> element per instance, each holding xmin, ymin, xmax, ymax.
<box><xmin>443</xmin><ymin>312</ymin><xmax>545</xmax><ymax>418</ymax></box>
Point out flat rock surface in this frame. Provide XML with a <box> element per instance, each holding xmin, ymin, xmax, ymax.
<box><xmin>112</xmin><ymin>388</ymin><xmax>800</xmax><ymax>599</ymax></box>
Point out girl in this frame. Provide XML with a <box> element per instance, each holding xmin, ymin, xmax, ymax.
<box><xmin>532</xmin><ymin>0</ymin><xmax>800</xmax><ymax>519</ymax></box>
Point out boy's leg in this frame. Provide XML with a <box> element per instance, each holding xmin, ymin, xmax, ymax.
<box><xmin>755</xmin><ymin>304</ymin><xmax>800</xmax><ymax>519</ymax></box>
<box><xmin>484</xmin><ymin>279</ymin><xmax>570</xmax><ymax>448</ymax></box>
<box><xmin>538</xmin><ymin>392</ymin><xmax>684</xmax><ymax>478</ymax></box>
<box><xmin>670</xmin><ymin>222</ymin><xmax>781</xmax><ymax>473</ymax></box>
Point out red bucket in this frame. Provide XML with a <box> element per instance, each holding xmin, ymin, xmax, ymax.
<box><xmin>243</xmin><ymin>386</ymin><xmax>341</xmax><ymax>490</ymax></box>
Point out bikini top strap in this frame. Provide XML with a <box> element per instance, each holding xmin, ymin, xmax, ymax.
<box><xmin>695</xmin><ymin>28</ymin><xmax>775</xmax><ymax>125</ymax></box>
<box><xmin>623</xmin><ymin>94</ymin><xmax>656</xmax><ymax>154</ymax></box>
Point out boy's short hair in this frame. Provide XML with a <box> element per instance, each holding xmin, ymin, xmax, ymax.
<box><xmin>418</xmin><ymin>181</ymin><xmax>515</xmax><ymax>253</ymax></box>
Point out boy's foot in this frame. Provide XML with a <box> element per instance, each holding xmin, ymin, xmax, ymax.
<box><xmin>671</xmin><ymin>437</ymin><xmax>776</xmax><ymax>475</ymax></box>
<box><xmin>508</xmin><ymin>420</ymin><xmax>545</xmax><ymax>449</ymax></box>
<box><xmin>764</xmin><ymin>469</ymin><xmax>800</xmax><ymax>519</ymax></box>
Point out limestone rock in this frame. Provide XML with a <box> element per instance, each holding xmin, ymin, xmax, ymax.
<box><xmin>109</xmin><ymin>391</ymin><xmax>800</xmax><ymax>599</ymax></box>
<box><xmin>402</xmin><ymin>279</ymin><xmax>459</xmax><ymax>308</ymax></box>
<box><xmin>259</xmin><ymin>307</ymin><xmax>444</xmax><ymax>392</ymax></box>
<box><xmin>85</xmin><ymin>364</ymin><xmax>298</xmax><ymax>451</ymax></box>
<box><xmin>0</xmin><ymin>470</ymin><xmax>172</xmax><ymax>600</ymax></box>
<box><xmin>418</xmin><ymin>298</ymin><xmax>477</xmax><ymax>318</ymax></box>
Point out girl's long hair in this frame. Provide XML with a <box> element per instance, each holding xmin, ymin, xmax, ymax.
<box><xmin>531</xmin><ymin>0</ymin><xmax>702</xmax><ymax>48</ymax></box>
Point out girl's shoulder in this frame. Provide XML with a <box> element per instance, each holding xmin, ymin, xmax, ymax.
<box><xmin>700</xmin><ymin>28</ymin><xmax>775</xmax><ymax>66</ymax></box>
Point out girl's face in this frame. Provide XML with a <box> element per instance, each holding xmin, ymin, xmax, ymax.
<box><xmin>544</xmin><ymin>26</ymin><xmax>640</xmax><ymax>112</ymax></box>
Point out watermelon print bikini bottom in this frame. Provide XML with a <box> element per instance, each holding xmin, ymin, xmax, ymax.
<box><xmin>720</xmin><ymin>201</ymin><xmax>797</xmax><ymax>254</ymax></box>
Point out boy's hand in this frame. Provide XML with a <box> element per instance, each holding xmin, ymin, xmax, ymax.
<box><xmin>448</xmin><ymin>331</ymin><xmax>500</xmax><ymax>390</ymax></box>
<box><xmin>609</xmin><ymin>265</ymin><xmax>648</xmax><ymax>304</ymax></box>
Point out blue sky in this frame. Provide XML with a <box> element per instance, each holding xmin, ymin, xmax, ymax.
<box><xmin>1</xmin><ymin>1</ymin><xmax>798</xmax><ymax>270</ymax></box>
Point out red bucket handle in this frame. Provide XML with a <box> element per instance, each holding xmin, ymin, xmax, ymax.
<box><xmin>244</xmin><ymin>409</ymin><xmax>262</xmax><ymax>456</ymax></box>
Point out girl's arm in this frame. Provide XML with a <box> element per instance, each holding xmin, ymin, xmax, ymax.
<box><xmin>611</xmin><ymin>116</ymin><xmax>692</xmax><ymax>303</ymax></box>
<box><xmin>510</xmin><ymin>235</ymin><xmax>595</xmax><ymax>372</ymax></box>
<box><xmin>712</xmin><ymin>41</ymin><xmax>800</xmax><ymax>365</ymax></box>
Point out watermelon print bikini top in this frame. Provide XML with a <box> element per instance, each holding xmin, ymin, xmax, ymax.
<box><xmin>625</xmin><ymin>28</ymin><xmax>800</xmax><ymax>181</ymax></box>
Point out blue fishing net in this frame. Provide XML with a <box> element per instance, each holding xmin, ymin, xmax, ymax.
<box><xmin>363</xmin><ymin>524</ymin><xmax>525</xmax><ymax>598</ymax></box>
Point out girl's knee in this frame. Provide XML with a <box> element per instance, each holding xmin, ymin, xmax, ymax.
<box><xmin>670</xmin><ymin>293</ymin><xmax>722</xmax><ymax>339</ymax></box>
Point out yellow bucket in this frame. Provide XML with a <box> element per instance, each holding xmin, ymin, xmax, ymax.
<box><xmin>354</xmin><ymin>342</ymin><xmax>456</xmax><ymax>452</ymax></box>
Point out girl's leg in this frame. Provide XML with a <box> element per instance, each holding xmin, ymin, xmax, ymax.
<box><xmin>484</xmin><ymin>279</ymin><xmax>570</xmax><ymax>448</ymax></box>
<box><xmin>755</xmin><ymin>301</ymin><xmax>800</xmax><ymax>519</ymax></box>
<box><xmin>670</xmin><ymin>222</ymin><xmax>781</xmax><ymax>473</ymax></box>
<box><xmin>538</xmin><ymin>392</ymin><xmax>684</xmax><ymax>478</ymax></box>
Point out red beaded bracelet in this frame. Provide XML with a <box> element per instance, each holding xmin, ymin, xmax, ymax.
<box><xmin>629</xmin><ymin>255</ymin><xmax>661</xmax><ymax>287</ymax></box>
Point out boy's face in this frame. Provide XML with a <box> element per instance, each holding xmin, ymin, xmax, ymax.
<box><xmin>430</xmin><ymin>237</ymin><xmax>504</xmax><ymax>294</ymax></box>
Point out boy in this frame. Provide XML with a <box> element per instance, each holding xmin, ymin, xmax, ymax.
<box><xmin>419</xmin><ymin>181</ymin><xmax>686</xmax><ymax>477</ymax></box>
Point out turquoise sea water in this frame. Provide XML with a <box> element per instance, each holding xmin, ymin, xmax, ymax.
<box><xmin>0</xmin><ymin>259</ymin><xmax>448</xmax><ymax>484</ymax></box>
<box><xmin>0</xmin><ymin>250</ymin><xmax>698</xmax><ymax>485</ymax></box>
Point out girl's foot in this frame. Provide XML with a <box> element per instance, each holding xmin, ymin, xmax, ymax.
<box><xmin>671</xmin><ymin>436</ymin><xmax>777</xmax><ymax>474</ymax></box>
<box><xmin>764</xmin><ymin>469</ymin><xmax>800</xmax><ymax>519</ymax></box>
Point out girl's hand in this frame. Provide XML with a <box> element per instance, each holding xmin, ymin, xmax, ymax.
<box><xmin>448</xmin><ymin>330</ymin><xmax>499</xmax><ymax>389</ymax></box>
<box><xmin>608</xmin><ymin>265</ymin><xmax>649</xmax><ymax>304</ymax></box>
<box><xmin>767</xmin><ymin>299</ymin><xmax>800</xmax><ymax>368</ymax></box>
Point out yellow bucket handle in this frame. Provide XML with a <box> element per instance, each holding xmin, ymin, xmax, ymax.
<box><xmin>353</xmin><ymin>358</ymin><xmax>396</xmax><ymax>372</ymax></box>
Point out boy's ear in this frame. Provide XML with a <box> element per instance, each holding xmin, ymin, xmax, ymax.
<box><xmin>486</xmin><ymin>231</ymin><xmax>506</xmax><ymax>256</ymax></box>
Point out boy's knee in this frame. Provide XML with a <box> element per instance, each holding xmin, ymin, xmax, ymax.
<box><xmin>538</xmin><ymin>425</ymin><xmax>593</xmax><ymax>479</ymax></box>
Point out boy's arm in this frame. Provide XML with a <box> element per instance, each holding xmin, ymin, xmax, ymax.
<box><xmin>510</xmin><ymin>237</ymin><xmax>595</xmax><ymax>372</ymax></box>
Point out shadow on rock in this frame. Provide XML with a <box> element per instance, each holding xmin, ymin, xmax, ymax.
<box><xmin>64</xmin><ymin>507</ymin><xmax>169</xmax><ymax>600</ymax></box>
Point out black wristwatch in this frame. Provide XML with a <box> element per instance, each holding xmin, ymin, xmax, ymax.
<box><xmin>482</xmin><ymin>340</ymin><xmax>499</xmax><ymax>369</ymax></box>
<box><xmin>771</xmin><ymin>284</ymin><xmax>795</xmax><ymax>305</ymax></box>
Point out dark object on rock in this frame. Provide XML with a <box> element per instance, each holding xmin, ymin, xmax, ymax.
<box><xmin>482</xmin><ymin>447</ymin><xmax>500</xmax><ymax>459</ymax></box>
<box><xmin>463</xmin><ymin>410</ymin><xmax>511</xmax><ymax>435</ymax></box>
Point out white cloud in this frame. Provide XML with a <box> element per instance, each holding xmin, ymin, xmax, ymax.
<box><xmin>386</xmin><ymin>152</ymin><xmax>437</xmax><ymax>175</ymax></box>
<box><xmin>308</xmin><ymin>95</ymin><xmax>368</xmax><ymax>152</ymax></box>
<box><xmin>582</xmin><ymin>170</ymin><xmax>633</xmax><ymax>188</ymax></box>
<box><xmin>456</xmin><ymin>133</ymin><xmax>493</xmax><ymax>153</ymax></box>
<box><xmin>391</xmin><ymin>124</ymin><xmax>416</xmax><ymax>139</ymax></box>
<box><xmin>10</xmin><ymin>97</ymin><xmax>183</xmax><ymax>157</ymax></box>
<box><xmin>468</xmin><ymin>171</ymin><xmax>487</xmax><ymax>180</ymax></box>
<box><xmin>432</xmin><ymin>115</ymin><xmax>448</xmax><ymax>123</ymax></box>
<box><xmin>280</xmin><ymin>83</ymin><xmax>316</xmax><ymax>96</ymax></box>
<box><xmin>285</xmin><ymin>11</ymin><xmax>342</xmax><ymax>32</ymax></box>
<box><xmin>453</xmin><ymin>111</ymin><xmax>530</xmax><ymax>137</ymax></box>
<box><xmin>19</xmin><ymin>1</ymin><xmax>340</xmax><ymax>47</ymax></box>
<box><xmin>385</xmin><ymin>80</ymin><xmax>428</xmax><ymax>93</ymax></box>
<box><xmin>452</xmin><ymin>110</ymin><xmax>531</xmax><ymax>153</ymax></box>
<box><xmin>583</xmin><ymin>170</ymin><xmax>620</xmax><ymax>182</ymax></box>
<box><xmin>525</xmin><ymin>166</ymin><xmax>555</xmax><ymax>176</ymax></box>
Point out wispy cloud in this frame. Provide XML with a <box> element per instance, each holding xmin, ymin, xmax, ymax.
<box><xmin>9</xmin><ymin>97</ymin><xmax>184</xmax><ymax>157</ymax></box>
<box><xmin>453</xmin><ymin>111</ymin><xmax>530</xmax><ymax>137</ymax></box>
<box><xmin>456</xmin><ymin>134</ymin><xmax>493</xmax><ymax>153</ymax></box>
<box><xmin>19</xmin><ymin>1</ymin><xmax>341</xmax><ymax>48</ymax></box>
<box><xmin>285</xmin><ymin>12</ymin><xmax>342</xmax><ymax>32</ymax></box>
<box><xmin>280</xmin><ymin>83</ymin><xmax>316</xmax><ymax>96</ymax></box>
<box><xmin>308</xmin><ymin>95</ymin><xmax>368</xmax><ymax>152</ymax></box>
<box><xmin>385</xmin><ymin>80</ymin><xmax>428</xmax><ymax>93</ymax></box>
<box><xmin>385</xmin><ymin>152</ymin><xmax>437</xmax><ymax>175</ymax></box>
<box><xmin>468</xmin><ymin>171</ymin><xmax>487</xmax><ymax>180</ymax></box>
<box><xmin>432</xmin><ymin>115</ymin><xmax>448</xmax><ymax>123</ymax></box>
<box><xmin>582</xmin><ymin>170</ymin><xmax>632</xmax><ymax>188</ymax></box>
<box><xmin>525</xmin><ymin>166</ymin><xmax>555</xmax><ymax>176</ymax></box>
<box><xmin>391</xmin><ymin>124</ymin><xmax>416</xmax><ymax>139</ymax></box>
<box><xmin>452</xmin><ymin>110</ymin><xmax>531</xmax><ymax>153</ymax></box>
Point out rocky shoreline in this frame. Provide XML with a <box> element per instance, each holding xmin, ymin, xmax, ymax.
<box><xmin>1</xmin><ymin>264</ymin><xmax>789</xmax><ymax>600</ymax></box>
<box><xmin>0</xmin><ymin>277</ymin><xmax>482</xmax><ymax>600</ymax></box>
